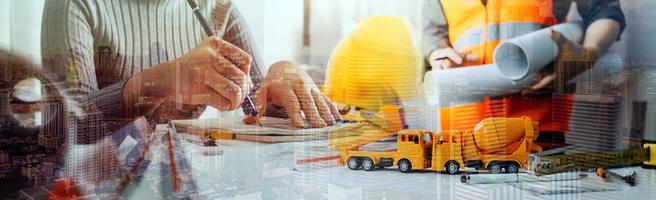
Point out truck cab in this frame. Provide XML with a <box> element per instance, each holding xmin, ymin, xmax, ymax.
<box><xmin>396</xmin><ymin>131</ymin><xmax>433</xmax><ymax>171</ymax></box>
<box><xmin>393</xmin><ymin>130</ymin><xmax>465</xmax><ymax>174</ymax></box>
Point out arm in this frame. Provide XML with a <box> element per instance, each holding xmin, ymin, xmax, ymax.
<box><xmin>43</xmin><ymin>0</ymin><xmax>253</xmax><ymax>143</ymax></box>
<box><xmin>581</xmin><ymin>19</ymin><xmax>621</xmax><ymax>58</ymax></box>
<box><xmin>527</xmin><ymin>0</ymin><xmax>625</xmax><ymax>92</ymax></box>
<box><xmin>577</xmin><ymin>0</ymin><xmax>625</xmax><ymax>57</ymax></box>
<box><xmin>421</xmin><ymin>0</ymin><xmax>479</xmax><ymax>69</ymax></box>
<box><xmin>421</xmin><ymin>0</ymin><xmax>450</xmax><ymax>61</ymax></box>
<box><xmin>41</xmin><ymin>0</ymin><xmax>120</xmax><ymax>142</ymax></box>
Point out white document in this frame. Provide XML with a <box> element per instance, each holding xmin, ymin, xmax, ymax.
<box><xmin>118</xmin><ymin>134</ymin><xmax>138</xmax><ymax>161</ymax></box>
<box><xmin>424</xmin><ymin>64</ymin><xmax>539</xmax><ymax>107</ymax></box>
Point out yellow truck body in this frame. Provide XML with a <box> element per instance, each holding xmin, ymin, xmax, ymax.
<box><xmin>344</xmin><ymin>117</ymin><xmax>539</xmax><ymax>174</ymax></box>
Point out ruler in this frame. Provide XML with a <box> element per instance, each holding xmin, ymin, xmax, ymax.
<box><xmin>529</xmin><ymin>145</ymin><xmax>651</xmax><ymax>176</ymax></box>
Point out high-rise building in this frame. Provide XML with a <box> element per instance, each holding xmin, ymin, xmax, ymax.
<box><xmin>0</xmin><ymin>86</ymin><xmax>11</xmax><ymax>117</ymax></box>
<box><xmin>65</xmin><ymin>102</ymin><xmax>119</xmax><ymax>184</ymax></box>
<box><xmin>39</xmin><ymin>91</ymin><xmax>66</xmax><ymax>149</ymax></box>
<box><xmin>0</xmin><ymin>84</ymin><xmax>14</xmax><ymax>131</ymax></box>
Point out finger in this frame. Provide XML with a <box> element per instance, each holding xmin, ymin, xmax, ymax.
<box><xmin>529</xmin><ymin>74</ymin><xmax>556</xmax><ymax>91</ymax></box>
<box><xmin>279</xmin><ymin>84</ymin><xmax>305</xmax><ymax>128</ymax></box>
<box><xmin>201</xmin><ymin>90</ymin><xmax>232</xmax><ymax>111</ymax></box>
<box><xmin>463</xmin><ymin>53</ymin><xmax>480</xmax><ymax>63</ymax></box>
<box><xmin>255</xmin><ymin>82</ymin><xmax>269</xmax><ymax>118</ymax></box>
<box><xmin>441</xmin><ymin>60</ymin><xmax>458</xmax><ymax>70</ymax></box>
<box><xmin>209</xmin><ymin>53</ymin><xmax>249</xmax><ymax>91</ymax></box>
<box><xmin>549</xmin><ymin>29</ymin><xmax>568</xmax><ymax>47</ymax></box>
<box><xmin>429</xmin><ymin>60</ymin><xmax>444</xmax><ymax>70</ymax></box>
<box><xmin>428</xmin><ymin>60</ymin><xmax>441</xmax><ymax>70</ymax></box>
<box><xmin>243</xmin><ymin>115</ymin><xmax>257</xmax><ymax>125</ymax></box>
<box><xmin>322</xmin><ymin>94</ymin><xmax>343</xmax><ymax>121</ymax></box>
<box><xmin>311</xmin><ymin>89</ymin><xmax>336</xmax><ymax>126</ymax></box>
<box><xmin>444</xmin><ymin>48</ymin><xmax>464</xmax><ymax>65</ymax></box>
<box><xmin>210</xmin><ymin>37</ymin><xmax>252</xmax><ymax>73</ymax></box>
<box><xmin>293</xmin><ymin>82</ymin><xmax>327</xmax><ymax>128</ymax></box>
<box><xmin>205</xmin><ymin>68</ymin><xmax>243</xmax><ymax>109</ymax></box>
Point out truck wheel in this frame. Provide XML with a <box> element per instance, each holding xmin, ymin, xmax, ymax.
<box><xmin>347</xmin><ymin>157</ymin><xmax>361</xmax><ymax>170</ymax></box>
<box><xmin>506</xmin><ymin>162</ymin><xmax>519</xmax><ymax>174</ymax></box>
<box><xmin>445</xmin><ymin>161</ymin><xmax>460</xmax><ymax>174</ymax></box>
<box><xmin>398</xmin><ymin>159</ymin><xmax>412</xmax><ymax>173</ymax></box>
<box><xmin>362</xmin><ymin>158</ymin><xmax>375</xmax><ymax>171</ymax></box>
<box><xmin>488</xmin><ymin>163</ymin><xmax>503</xmax><ymax>174</ymax></box>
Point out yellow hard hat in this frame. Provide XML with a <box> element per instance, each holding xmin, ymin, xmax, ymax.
<box><xmin>323</xmin><ymin>16</ymin><xmax>423</xmax><ymax>112</ymax></box>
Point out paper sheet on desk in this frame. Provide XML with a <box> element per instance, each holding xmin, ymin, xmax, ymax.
<box><xmin>172</xmin><ymin>117</ymin><xmax>367</xmax><ymax>143</ymax></box>
<box><xmin>173</xmin><ymin>117</ymin><xmax>364</xmax><ymax>135</ymax></box>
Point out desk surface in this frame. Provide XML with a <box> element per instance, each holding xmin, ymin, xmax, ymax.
<box><xmin>120</xmin><ymin>126</ymin><xmax>656</xmax><ymax>200</ymax></box>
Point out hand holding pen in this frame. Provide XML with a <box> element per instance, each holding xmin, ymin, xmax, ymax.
<box><xmin>185</xmin><ymin>0</ymin><xmax>261</xmax><ymax>125</ymax></box>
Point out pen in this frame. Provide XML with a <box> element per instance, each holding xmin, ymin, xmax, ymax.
<box><xmin>186</xmin><ymin>0</ymin><xmax>262</xmax><ymax>126</ymax></box>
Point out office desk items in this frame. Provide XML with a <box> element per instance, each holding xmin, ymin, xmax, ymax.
<box><xmin>596</xmin><ymin>168</ymin><xmax>637</xmax><ymax>186</ymax></box>
<box><xmin>460</xmin><ymin>173</ymin><xmax>587</xmax><ymax>184</ymax></box>
<box><xmin>529</xmin><ymin>145</ymin><xmax>652</xmax><ymax>176</ymax></box>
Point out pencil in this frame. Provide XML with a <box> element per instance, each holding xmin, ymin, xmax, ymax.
<box><xmin>186</xmin><ymin>0</ymin><xmax>214</xmax><ymax>36</ymax></box>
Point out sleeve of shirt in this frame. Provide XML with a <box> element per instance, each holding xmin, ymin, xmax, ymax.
<box><xmin>41</xmin><ymin>0</ymin><xmax>126</xmax><ymax>144</ymax></box>
<box><xmin>422</xmin><ymin>0</ymin><xmax>451</xmax><ymax>63</ymax></box>
<box><xmin>213</xmin><ymin>2</ymin><xmax>266</xmax><ymax>115</ymax></box>
<box><xmin>575</xmin><ymin>0</ymin><xmax>627</xmax><ymax>40</ymax></box>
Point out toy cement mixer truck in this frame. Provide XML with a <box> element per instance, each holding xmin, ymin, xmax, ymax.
<box><xmin>343</xmin><ymin>117</ymin><xmax>541</xmax><ymax>174</ymax></box>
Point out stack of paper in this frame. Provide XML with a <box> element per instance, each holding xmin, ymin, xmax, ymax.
<box><xmin>172</xmin><ymin>117</ymin><xmax>366</xmax><ymax>143</ymax></box>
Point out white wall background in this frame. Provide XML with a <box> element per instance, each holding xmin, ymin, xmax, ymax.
<box><xmin>618</xmin><ymin>0</ymin><xmax>656</xmax><ymax>137</ymax></box>
<box><xmin>307</xmin><ymin>0</ymin><xmax>424</xmax><ymax>64</ymax></box>
<box><xmin>0</xmin><ymin>0</ymin><xmax>45</xmax><ymax>66</ymax></box>
<box><xmin>0</xmin><ymin>0</ymin><xmax>9</xmax><ymax>50</ymax></box>
<box><xmin>233</xmin><ymin>0</ymin><xmax>304</xmax><ymax>69</ymax></box>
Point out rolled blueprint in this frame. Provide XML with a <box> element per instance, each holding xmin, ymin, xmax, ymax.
<box><xmin>494</xmin><ymin>22</ymin><xmax>584</xmax><ymax>81</ymax></box>
<box><xmin>423</xmin><ymin>64</ymin><xmax>539</xmax><ymax>107</ymax></box>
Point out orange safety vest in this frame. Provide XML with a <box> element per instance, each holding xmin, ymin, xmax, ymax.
<box><xmin>437</xmin><ymin>0</ymin><xmax>571</xmax><ymax>133</ymax></box>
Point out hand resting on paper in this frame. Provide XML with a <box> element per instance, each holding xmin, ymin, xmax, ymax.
<box><xmin>243</xmin><ymin>61</ymin><xmax>342</xmax><ymax>128</ymax></box>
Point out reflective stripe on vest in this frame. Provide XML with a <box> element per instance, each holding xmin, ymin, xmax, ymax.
<box><xmin>453</xmin><ymin>22</ymin><xmax>543</xmax><ymax>51</ymax></box>
<box><xmin>440</xmin><ymin>0</ymin><xmax>556</xmax><ymax>65</ymax></box>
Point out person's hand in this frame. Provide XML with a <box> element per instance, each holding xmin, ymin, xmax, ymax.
<box><xmin>124</xmin><ymin>36</ymin><xmax>253</xmax><ymax>112</ymax></box>
<box><xmin>428</xmin><ymin>47</ymin><xmax>480</xmax><ymax>70</ymax></box>
<box><xmin>173</xmin><ymin>37</ymin><xmax>253</xmax><ymax>111</ymax></box>
<box><xmin>522</xmin><ymin>29</ymin><xmax>599</xmax><ymax>96</ymax></box>
<box><xmin>252</xmin><ymin>61</ymin><xmax>342</xmax><ymax>128</ymax></box>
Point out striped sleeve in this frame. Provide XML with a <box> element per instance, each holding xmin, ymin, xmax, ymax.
<box><xmin>422</xmin><ymin>0</ymin><xmax>450</xmax><ymax>65</ymax></box>
<box><xmin>41</xmin><ymin>0</ymin><xmax>123</xmax><ymax>144</ymax></box>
